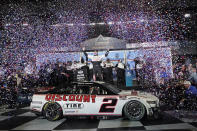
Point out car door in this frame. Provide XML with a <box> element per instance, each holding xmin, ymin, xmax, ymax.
<box><xmin>61</xmin><ymin>83</ymin><xmax>97</xmax><ymax>116</ymax></box>
<box><xmin>61</xmin><ymin>83</ymin><xmax>122</xmax><ymax>116</ymax></box>
<box><xmin>94</xmin><ymin>85</ymin><xmax>122</xmax><ymax>116</ymax></box>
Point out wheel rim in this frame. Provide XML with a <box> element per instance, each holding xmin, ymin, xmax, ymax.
<box><xmin>45</xmin><ymin>103</ymin><xmax>61</xmax><ymax>120</ymax></box>
<box><xmin>126</xmin><ymin>101</ymin><xmax>144</xmax><ymax>119</ymax></box>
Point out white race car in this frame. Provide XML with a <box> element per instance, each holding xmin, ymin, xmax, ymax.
<box><xmin>30</xmin><ymin>81</ymin><xmax>160</xmax><ymax>121</ymax></box>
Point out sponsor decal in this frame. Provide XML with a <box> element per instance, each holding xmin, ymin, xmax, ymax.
<box><xmin>65</xmin><ymin>111</ymin><xmax>76</xmax><ymax>113</ymax></box>
<box><xmin>64</xmin><ymin>103</ymin><xmax>84</xmax><ymax>109</ymax></box>
<box><xmin>45</xmin><ymin>94</ymin><xmax>96</xmax><ymax>103</ymax></box>
<box><xmin>32</xmin><ymin>106</ymin><xmax>41</xmax><ymax>108</ymax></box>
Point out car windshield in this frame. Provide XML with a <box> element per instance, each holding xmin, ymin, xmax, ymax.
<box><xmin>100</xmin><ymin>82</ymin><xmax>121</xmax><ymax>94</ymax></box>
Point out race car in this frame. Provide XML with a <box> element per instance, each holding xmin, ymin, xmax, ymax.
<box><xmin>30</xmin><ymin>81</ymin><xmax>160</xmax><ymax>121</ymax></box>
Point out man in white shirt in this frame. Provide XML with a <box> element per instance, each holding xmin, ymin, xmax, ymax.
<box><xmin>83</xmin><ymin>48</ymin><xmax>109</xmax><ymax>81</ymax></box>
<box><xmin>134</xmin><ymin>57</ymin><xmax>144</xmax><ymax>85</ymax></box>
<box><xmin>103</xmin><ymin>58</ymin><xmax>114</xmax><ymax>84</ymax></box>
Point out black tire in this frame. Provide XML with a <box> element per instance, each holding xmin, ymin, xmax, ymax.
<box><xmin>153</xmin><ymin>110</ymin><xmax>160</xmax><ymax>119</ymax></box>
<box><xmin>123</xmin><ymin>100</ymin><xmax>145</xmax><ymax>121</ymax></box>
<box><xmin>43</xmin><ymin>102</ymin><xmax>63</xmax><ymax>121</ymax></box>
<box><xmin>34</xmin><ymin>113</ymin><xmax>41</xmax><ymax>117</ymax></box>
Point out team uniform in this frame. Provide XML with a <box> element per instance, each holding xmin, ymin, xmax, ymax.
<box><xmin>116</xmin><ymin>62</ymin><xmax>126</xmax><ymax>86</ymax></box>
<box><xmin>83</xmin><ymin>51</ymin><xmax>109</xmax><ymax>81</ymax></box>
<box><xmin>103</xmin><ymin>61</ymin><xmax>114</xmax><ymax>84</ymax></box>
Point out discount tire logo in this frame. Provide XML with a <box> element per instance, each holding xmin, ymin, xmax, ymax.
<box><xmin>63</xmin><ymin>103</ymin><xmax>84</xmax><ymax>109</ymax></box>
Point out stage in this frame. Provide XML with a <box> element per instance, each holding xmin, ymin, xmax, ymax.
<box><xmin>0</xmin><ymin>106</ymin><xmax>196</xmax><ymax>131</ymax></box>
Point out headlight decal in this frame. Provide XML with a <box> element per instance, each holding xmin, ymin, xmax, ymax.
<box><xmin>146</xmin><ymin>101</ymin><xmax>157</xmax><ymax>104</ymax></box>
<box><xmin>32</xmin><ymin>101</ymin><xmax>42</xmax><ymax>104</ymax></box>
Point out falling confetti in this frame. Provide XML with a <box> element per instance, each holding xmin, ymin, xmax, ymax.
<box><xmin>0</xmin><ymin>0</ymin><xmax>196</xmax><ymax>115</ymax></box>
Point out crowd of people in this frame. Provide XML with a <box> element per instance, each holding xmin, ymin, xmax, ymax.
<box><xmin>0</xmin><ymin>50</ymin><xmax>126</xmax><ymax>107</ymax></box>
<box><xmin>0</xmin><ymin>52</ymin><xmax>197</xmax><ymax>111</ymax></box>
<box><xmin>147</xmin><ymin>58</ymin><xmax>197</xmax><ymax>110</ymax></box>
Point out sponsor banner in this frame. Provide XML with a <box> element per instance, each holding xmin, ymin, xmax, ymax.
<box><xmin>74</xmin><ymin>68</ymin><xmax>88</xmax><ymax>81</ymax></box>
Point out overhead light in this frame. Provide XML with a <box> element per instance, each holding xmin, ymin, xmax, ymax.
<box><xmin>108</xmin><ymin>21</ymin><xmax>114</xmax><ymax>25</ymax></box>
<box><xmin>184</xmin><ymin>13</ymin><xmax>191</xmax><ymax>18</ymax></box>
<box><xmin>140</xmin><ymin>19</ymin><xmax>145</xmax><ymax>22</ymax></box>
<box><xmin>127</xmin><ymin>20</ymin><xmax>136</xmax><ymax>23</ymax></box>
<box><xmin>5</xmin><ymin>23</ymin><xmax>11</xmax><ymax>26</ymax></box>
<box><xmin>97</xmin><ymin>22</ymin><xmax>105</xmax><ymax>25</ymax></box>
<box><xmin>51</xmin><ymin>24</ymin><xmax>61</xmax><ymax>27</ymax></box>
<box><xmin>23</xmin><ymin>23</ymin><xmax>28</xmax><ymax>26</ymax></box>
<box><xmin>117</xmin><ymin>21</ymin><xmax>122</xmax><ymax>24</ymax></box>
<box><xmin>67</xmin><ymin>23</ymin><xmax>74</xmax><ymax>26</ymax></box>
<box><xmin>89</xmin><ymin>23</ymin><xmax>95</xmax><ymax>25</ymax></box>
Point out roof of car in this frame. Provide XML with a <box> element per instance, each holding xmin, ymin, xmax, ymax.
<box><xmin>73</xmin><ymin>81</ymin><xmax>121</xmax><ymax>94</ymax></box>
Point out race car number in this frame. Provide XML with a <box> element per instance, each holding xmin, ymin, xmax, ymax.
<box><xmin>99</xmin><ymin>98</ymin><xmax>118</xmax><ymax>113</ymax></box>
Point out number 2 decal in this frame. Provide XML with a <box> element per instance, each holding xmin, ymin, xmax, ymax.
<box><xmin>99</xmin><ymin>98</ymin><xmax>118</xmax><ymax>113</ymax></box>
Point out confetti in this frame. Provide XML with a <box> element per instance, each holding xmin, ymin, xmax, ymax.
<box><xmin>0</xmin><ymin>0</ymin><xmax>196</xmax><ymax>114</ymax></box>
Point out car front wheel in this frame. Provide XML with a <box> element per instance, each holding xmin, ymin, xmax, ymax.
<box><xmin>43</xmin><ymin>102</ymin><xmax>63</xmax><ymax>121</ymax></box>
<box><xmin>123</xmin><ymin>100</ymin><xmax>145</xmax><ymax>121</ymax></box>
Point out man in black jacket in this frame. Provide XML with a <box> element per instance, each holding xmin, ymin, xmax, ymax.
<box><xmin>116</xmin><ymin>59</ymin><xmax>126</xmax><ymax>86</ymax></box>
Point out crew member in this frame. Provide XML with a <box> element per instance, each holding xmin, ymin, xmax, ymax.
<box><xmin>76</xmin><ymin>58</ymin><xmax>89</xmax><ymax>81</ymax></box>
<box><xmin>65</xmin><ymin>61</ymin><xmax>74</xmax><ymax>82</ymax></box>
<box><xmin>88</xmin><ymin>62</ymin><xmax>93</xmax><ymax>81</ymax></box>
<box><xmin>71</xmin><ymin>61</ymin><xmax>79</xmax><ymax>70</ymax></box>
<box><xmin>116</xmin><ymin>59</ymin><xmax>126</xmax><ymax>86</ymax></box>
<box><xmin>71</xmin><ymin>61</ymin><xmax>79</xmax><ymax>81</ymax></box>
<box><xmin>134</xmin><ymin>57</ymin><xmax>144</xmax><ymax>85</ymax></box>
<box><xmin>103</xmin><ymin>58</ymin><xmax>114</xmax><ymax>84</ymax></box>
<box><xmin>83</xmin><ymin>48</ymin><xmax>109</xmax><ymax>81</ymax></box>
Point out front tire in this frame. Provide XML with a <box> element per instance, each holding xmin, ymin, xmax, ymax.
<box><xmin>123</xmin><ymin>100</ymin><xmax>145</xmax><ymax>120</ymax></box>
<box><xmin>43</xmin><ymin>102</ymin><xmax>63</xmax><ymax>121</ymax></box>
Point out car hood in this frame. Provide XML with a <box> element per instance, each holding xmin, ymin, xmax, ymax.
<box><xmin>118</xmin><ymin>90</ymin><xmax>158</xmax><ymax>101</ymax></box>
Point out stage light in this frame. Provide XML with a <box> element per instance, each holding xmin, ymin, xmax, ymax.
<box><xmin>184</xmin><ymin>13</ymin><xmax>191</xmax><ymax>18</ymax></box>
